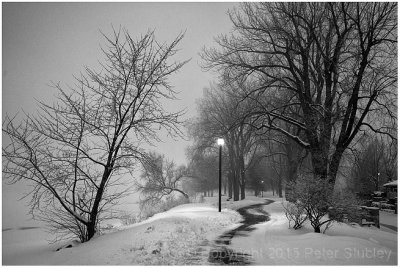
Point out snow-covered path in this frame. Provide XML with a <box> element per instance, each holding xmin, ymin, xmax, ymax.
<box><xmin>209</xmin><ymin>199</ymin><xmax>273</xmax><ymax>264</ymax></box>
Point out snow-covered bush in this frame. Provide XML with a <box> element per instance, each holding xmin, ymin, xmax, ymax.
<box><xmin>286</xmin><ymin>175</ymin><xmax>332</xmax><ymax>233</ymax></box>
<box><xmin>282</xmin><ymin>201</ymin><xmax>307</xmax><ymax>229</ymax></box>
<box><xmin>287</xmin><ymin>174</ymin><xmax>363</xmax><ymax>233</ymax></box>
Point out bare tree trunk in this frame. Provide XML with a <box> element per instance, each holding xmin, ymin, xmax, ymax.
<box><xmin>328</xmin><ymin>147</ymin><xmax>346</xmax><ymax>184</ymax></box>
<box><xmin>240</xmin><ymin>156</ymin><xmax>246</xmax><ymax>200</ymax></box>
<box><xmin>228</xmin><ymin>172</ymin><xmax>233</xmax><ymax>199</ymax></box>
<box><xmin>224</xmin><ymin>180</ymin><xmax>227</xmax><ymax>195</ymax></box>
<box><xmin>310</xmin><ymin>147</ymin><xmax>329</xmax><ymax>180</ymax></box>
<box><xmin>241</xmin><ymin>180</ymin><xmax>245</xmax><ymax>200</ymax></box>
<box><xmin>278</xmin><ymin>180</ymin><xmax>283</xmax><ymax>198</ymax></box>
<box><xmin>233</xmin><ymin>172</ymin><xmax>240</xmax><ymax>201</ymax></box>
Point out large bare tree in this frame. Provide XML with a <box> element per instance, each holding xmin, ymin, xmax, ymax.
<box><xmin>2</xmin><ymin>28</ymin><xmax>187</xmax><ymax>242</ymax></box>
<box><xmin>202</xmin><ymin>2</ymin><xmax>397</xmax><ymax>184</ymax></box>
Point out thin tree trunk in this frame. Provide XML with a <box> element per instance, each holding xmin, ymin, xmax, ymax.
<box><xmin>224</xmin><ymin>180</ymin><xmax>226</xmax><ymax>195</ymax></box>
<box><xmin>228</xmin><ymin>172</ymin><xmax>233</xmax><ymax>199</ymax></box>
<box><xmin>240</xmin><ymin>156</ymin><xmax>246</xmax><ymax>200</ymax></box>
<box><xmin>278</xmin><ymin>180</ymin><xmax>283</xmax><ymax>198</ymax></box>
<box><xmin>241</xmin><ymin>182</ymin><xmax>245</xmax><ymax>200</ymax></box>
<box><xmin>233</xmin><ymin>172</ymin><xmax>240</xmax><ymax>201</ymax></box>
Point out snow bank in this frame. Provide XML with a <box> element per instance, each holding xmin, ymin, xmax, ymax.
<box><xmin>2</xmin><ymin>203</ymin><xmax>241</xmax><ymax>265</ymax></box>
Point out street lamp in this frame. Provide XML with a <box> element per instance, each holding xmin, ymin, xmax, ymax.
<box><xmin>217</xmin><ymin>138</ymin><xmax>224</xmax><ymax>212</ymax></box>
<box><xmin>261</xmin><ymin>180</ymin><xmax>264</xmax><ymax>197</ymax></box>
<box><xmin>378</xmin><ymin>172</ymin><xmax>381</xmax><ymax>190</ymax></box>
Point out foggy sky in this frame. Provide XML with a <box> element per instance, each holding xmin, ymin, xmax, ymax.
<box><xmin>2</xmin><ymin>2</ymin><xmax>236</xmax><ymax>228</ymax></box>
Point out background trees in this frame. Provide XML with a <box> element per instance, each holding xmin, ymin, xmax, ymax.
<box><xmin>3</xmin><ymin>29</ymin><xmax>187</xmax><ymax>242</ymax></box>
<box><xmin>202</xmin><ymin>2</ymin><xmax>397</xmax><ymax>186</ymax></box>
<box><xmin>185</xmin><ymin>150</ymin><xmax>220</xmax><ymax>197</ymax></box>
<box><xmin>351</xmin><ymin>136</ymin><xmax>398</xmax><ymax>194</ymax></box>
<box><xmin>187</xmin><ymin>80</ymin><xmax>258</xmax><ymax>200</ymax></box>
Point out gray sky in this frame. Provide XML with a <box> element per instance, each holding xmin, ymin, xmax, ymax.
<box><xmin>2</xmin><ymin>2</ymin><xmax>236</xmax><ymax>227</ymax></box>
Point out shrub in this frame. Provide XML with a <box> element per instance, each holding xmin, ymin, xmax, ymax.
<box><xmin>282</xmin><ymin>201</ymin><xmax>307</xmax><ymax>229</ymax></box>
<box><xmin>287</xmin><ymin>175</ymin><xmax>332</xmax><ymax>233</ymax></box>
<box><xmin>287</xmin><ymin>174</ymin><xmax>363</xmax><ymax>233</ymax></box>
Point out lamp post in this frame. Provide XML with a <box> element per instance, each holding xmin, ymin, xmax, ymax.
<box><xmin>217</xmin><ymin>138</ymin><xmax>224</xmax><ymax>212</ymax></box>
<box><xmin>377</xmin><ymin>172</ymin><xmax>380</xmax><ymax>191</ymax></box>
<box><xmin>261</xmin><ymin>180</ymin><xmax>264</xmax><ymax>197</ymax></box>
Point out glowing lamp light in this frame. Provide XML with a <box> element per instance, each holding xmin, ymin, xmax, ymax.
<box><xmin>217</xmin><ymin>138</ymin><xmax>225</xmax><ymax>146</ymax></box>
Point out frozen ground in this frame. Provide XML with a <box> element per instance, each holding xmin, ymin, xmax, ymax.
<box><xmin>2</xmin><ymin>192</ymin><xmax>398</xmax><ymax>265</ymax></box>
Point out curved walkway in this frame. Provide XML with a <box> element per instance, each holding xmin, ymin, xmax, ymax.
<box><xmin>208</xmin><ymin>199</ymin><xmax>274</xmax><ymax>265</ymax></box>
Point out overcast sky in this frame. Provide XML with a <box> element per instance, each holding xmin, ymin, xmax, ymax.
<box><xmin>2</xmin><ymin>2</ymin><xmax>237</xmax><ymax>228</ymax></box>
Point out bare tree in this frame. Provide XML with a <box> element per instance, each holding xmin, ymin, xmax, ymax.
<box><xmin>137</xmin><ymin>152</ymin><xmax>189</xmax><ymax>207</ymax></box>
<box><xmin>202</xmin><ymin>2</ymin><xmax>397</xmax><ymax>185</ymax></box>
<box><xmin>2</xmin><ymin>28</ymin><xmax>187</xmax><ymax>242</ymax></box>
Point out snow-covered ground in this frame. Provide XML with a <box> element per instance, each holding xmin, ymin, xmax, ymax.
<box><xmin>228</xmin><ymin>196</ymin><xmax>397</xmax><ymax>265</ymax></box>
<box><xmin>2</xmin><ymin>202</ymin><xmax>242</xmax><ymax>265</ymax></box>
<box><xmin>2</xmin><ymin>192</ymin><xmax>398</xmax><ymax>265</ymax></box>
<box><xmin>380</xmin><ymin>210</ymin><xmax>398</xmax><ymax>230</ymax></box>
